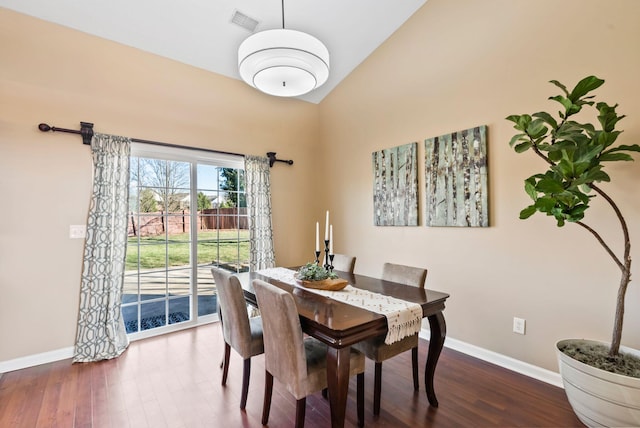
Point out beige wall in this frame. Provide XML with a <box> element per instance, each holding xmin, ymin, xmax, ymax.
<box><xmin>319</xmin><ymin>0</ymin><xmax>640</xmax><ymax>371</ymax></box>
<box><xmin>0</xmin><ymin>9</ymin><xmax>321</xmax><ymax>361</ymax></box>
<box><xmin>2</xmin><ymin>0</ymin><xmax>640</xmax><ymax>374</ymax></box>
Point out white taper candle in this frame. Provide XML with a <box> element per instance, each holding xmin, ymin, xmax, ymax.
<box><xmin>329</xmin><ymin>224</ymin><xmax>333</xmax><ymax>254</ymax></box>
<box><xmin>325</xmin><ymin>210</ymin><xmax>329</xmax><ymax>240</ymax></box>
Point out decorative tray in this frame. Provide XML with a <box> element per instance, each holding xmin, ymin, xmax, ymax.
<box><xmin>296</xmin><ymin>278</ymin><xmax>349</xmax><ymax>291</ymax></box>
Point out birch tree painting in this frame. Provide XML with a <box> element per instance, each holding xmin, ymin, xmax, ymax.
<box><xmin>372</xmin><ymin>142</ymin><xmax>418</xmax><ymax>226</ymax></box>
<box><xmin>425</xmin><ymin>125</ymin><xmax>488</xmax><ymax>227</ymax></box>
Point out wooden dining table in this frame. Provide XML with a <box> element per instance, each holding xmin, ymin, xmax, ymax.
<box><xmin>238</xmin><ymin>269</ymin><xmax>450</xmax><ymax>428</ymax></box>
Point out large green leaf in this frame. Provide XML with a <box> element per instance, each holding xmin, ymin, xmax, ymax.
<box><xmin>556</xmin><ymin>121</ymin><xmax>587</xmax><ymax>141</ymax></box>
<box><xmin>573</xmin><ymin>160</ymin><xmax>593</xmax><ymax>177</ymax></box>
<box><xmin>569</xmin><ymin>76</ymin><xmax>605</xmax><ymax>101</ymax></box>
<box><xmin>535</xmin><ymin>196</ymin><xmax>558</xmax><ymax>212</ymax></box>
<box><xmin>548</xmin><ymin>150</ymin><xmax>563</xmax><ymax>162</ymax></box>
<box><xmin>519</xmin><ymin>205</ymin><xmax>537</xmax><ymax>219</ymax></box>
<box><xmin>599</xmin><ymin>152</ymin><xmax>634</xmax><ymax>162</ymax></box>
<box><xmin>607</xmin><ymin>144</ymin><xmax>640</xmax><ymax>153</ymax></box>
<box><xmin>506</xmin><ymin>114</ymin><xmax>532</xmax><ymax>131</ymax></box>
<box><xmin>554</xmin><ymin>159</ymin><xmax>574</xmax><ymax>177</ymax></box>
<box><xmin>537</xmin><ymin>143</ymin><xmax>554</xmax><ymax>152</ymax></box>
<box><xmin>527</xmin><ymin>119</ymin><xmax>549</xmax><ymax>139</ymax></box>
<box><xmin>587</xmin><ymin>169</ymin><xmax>611</xmax><ymax>182</ymax></box>
<box><xmin>506</xmin><ymin>114</ymin><xmax>523</xmax><ymax>126</ymax></box>
<box><xmin>595</xmin><ymin>130</ymin><xmax>621</xmax><ymax>148</ymax></box>
<box><xmin>508</xmin><ymin>133</ymin><xmax>527</xmax><ymax>147</ymax></box>
<box><xmin>514</xmin><ymin>141</ymin><xmax>532</xmax><ymax>153</ymax></box>
<box><xmin>536</xmin><ymin>178</ymin><xmax>565</xmax><ymax>194</ymax></box>
<box><xmin>549</xmin><ymin>80</ymin><xmax>569</xmax><ymax>96</ymax></box>
<box><xmin>555</xmin><ymin>192</ymin><xmax>579</xmax><ymax>207</ymax></box>
<box><xmin>569</xmin><ymin>204</ymin><xmax>588</xmax><ymax>218</ymax></box>
<box><xmin>533</xmin><ymin>111</ymin><xmax>558</xmax><ymax>129</ymax></box>
<box><xmin>575</xmin><ymin>122</ymin><xmax>596</xmax><ymax>135</ymax></box>
<box><xmin>550</xmin><ymin>95</ymin><xmax>573</xmax><ymax>113</ymax></box>
<box><xmin>597</xmin><ymin>102</ymin><xmax>624</xmax><ymax>132</ymax></box>
<box><xmin>574</xmin><ymin>190</ymin><xmax>593</xmax><ymax>205</ymax></box>
<box><xmin>574</xmin><ymin>144</ymin><xmax>605</xmax><ymax>165</ymax></box>
<box><xmin>524</xmin><ymin>179</ymin><xmax>537</xmax><ymax>200</ymax></box>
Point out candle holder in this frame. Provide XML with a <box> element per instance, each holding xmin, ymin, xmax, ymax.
<box><xmin>323</xmin><ymin>239</ymin><xmax>330</xmax><ymax>270</ymax></box>
<box><xmin>314</xmin><ymin>250</ymin><xmax>321</xmax><ymax>265</ymax></box>
<box><xmin>329</xmin><ymin>254</ymin><xmax>335</xmax><ymax>272</ymax></box>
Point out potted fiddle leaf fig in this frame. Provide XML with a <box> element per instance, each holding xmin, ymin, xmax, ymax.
<box><xmin>506</xmin><ymin>75</ymin><xmax>640</xmax><ymax>427</ymax></box>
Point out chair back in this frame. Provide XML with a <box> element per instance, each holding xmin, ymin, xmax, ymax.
<box><xmin>252</xmin><ymin>279</ymin><xmax>309</xmax><ymax>396</ymax></box>
<box><xmin>332</xmin><ymin>254</ymin><xmax>356</xmax><ymax>273</ymax></box>
<box><xmin>382</xmin><ymin>262</ymin><xmax>427</xmax><ymax>288</ymax></box>
<box><xmin>211</xmin><ymin>267</ymin><xmax>253</xmax><ymax>358</ymax></box>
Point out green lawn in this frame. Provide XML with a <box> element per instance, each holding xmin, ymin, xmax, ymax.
<box><xmin>126</xmin><ymin>230</ymin><xmax>250</xmax><ymax>270</ymax></box>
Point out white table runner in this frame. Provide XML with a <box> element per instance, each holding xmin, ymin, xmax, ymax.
<box><xmin>256</xmin><ymin>267</ymin><xmax>423</xmax><ymax>345</ymax></box>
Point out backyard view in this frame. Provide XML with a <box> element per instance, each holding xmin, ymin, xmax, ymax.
<box><xmin>122</xmin><ymin>154</ymin><xmax>248</xmax><ymax>333</ymax></box>
<box><xmin>125</xmin><ymin>230</ymin><xmax>250</xmax><ymax>271</ymax></box>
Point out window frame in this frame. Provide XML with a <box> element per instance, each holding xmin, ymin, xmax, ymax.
<box><xmin>124</xmin><ymin>143</ymin><xmax>245</xmax><ymax>341</ymax></box>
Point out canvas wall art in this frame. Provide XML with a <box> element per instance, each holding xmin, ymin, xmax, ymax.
<box><xmin>372</xmin><ymin>142</ymin><xmax>418</xmax><ymax>226</ymax></box>
<box><xmin>424</xmin><ymin>125</ymin><xmax>488</xmax><ymax>227</ymax></box>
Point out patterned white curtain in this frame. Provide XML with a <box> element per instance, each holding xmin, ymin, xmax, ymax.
<box><xmin>73</xmin><ymin>133</ymin><xmax>131</xmax><ymax>363</ymax></box>
<box><xmin>245</xmin><ymin>155</ymin><xmax>276</xmax><ymax>271</ymax></box>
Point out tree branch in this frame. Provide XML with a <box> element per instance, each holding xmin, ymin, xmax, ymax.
<box><xmin>575</xmin><ymin>221</ymin><xmax>625</xmax><ymax>271</ymax></box>
<box><xmin>590</xmin><ymin>183</ymin><xmax>632</xmax><ymax>271</ymax></box>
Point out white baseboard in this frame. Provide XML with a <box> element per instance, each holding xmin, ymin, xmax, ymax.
<box><xmin>419</xmin><ymin>329</ymin><xmax>564</xmax><ymax>388</ymax></box>
<box><xmin>0</xmin><ymin>346</ymin><xmax>74</xmax><ymax>374</ymax></box>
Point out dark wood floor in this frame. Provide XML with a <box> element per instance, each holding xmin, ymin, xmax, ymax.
<box><xmin>0</xmin><ymin>323</ymin><xmax>583</xmax><ymax>427</ymax></box>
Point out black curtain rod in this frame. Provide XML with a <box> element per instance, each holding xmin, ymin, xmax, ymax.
<box><xmin>37</xmin><ymin>122</ymin><xmax>294</xmax><ymax>167</ymax></box>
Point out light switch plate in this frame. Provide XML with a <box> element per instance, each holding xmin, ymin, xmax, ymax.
<box><xmin>69</xmin><ymin>225</ymin><xmax>87</xmax><ymax>239</ymax></box>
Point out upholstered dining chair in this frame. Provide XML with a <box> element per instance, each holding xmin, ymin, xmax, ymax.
<box><xmin>353</xmin><ymin>262</ymin><xmax>427</xmax><ymax>416</ymax></box>
<box><xmin>211</xmin><ymin>267</ymin><xmax>264</xmax><ymax>410</ymax></box>
<box><xmin>252</xmin><ymin>279</ymin><xmax>366</xmax><ymax>428</ymax></box>
<box><xmin>331</xmin><ymin>254</ymin><xmax>357</xmax><ymax>273</ymax></box>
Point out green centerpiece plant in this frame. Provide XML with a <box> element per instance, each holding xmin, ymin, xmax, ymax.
<box><xmin>507</xmin><ymin>75</ymin><xmax>639</xmax><ymax>366</ymax></box>
<box><xmin>296</xmin><ymin>262</ymin><xmax>338</xmax><ymax>281</ymax></box>
<box><xmin>295</xmin><ymin>262</ymin><xmax>348</xmax><ymax>291</ymax></box>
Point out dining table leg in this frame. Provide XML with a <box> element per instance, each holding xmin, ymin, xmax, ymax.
<box><xmin>425</xmin><ymin>311</ymin><xmax>447</xmax><ymax>406</ymax></box>
<box><xmin>326</xmin><ymin>345</ymin><xmax>351</xmax><ymax>428</ymax></box>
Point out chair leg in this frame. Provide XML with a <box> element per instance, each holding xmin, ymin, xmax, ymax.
<box><xmin>295</xmin><ymin>398</ymin><xmax>306</xmax><ymax>428</ymax></box>
<box><xmin>373</xmin><ymin>361</ymin><xmax>382</xmax><ymax>416</ymax></box>
<box><xmin>221</xmin><ymin>342</ymin><xmax>231</xmax><ymax>386</ymax></box>
<box><xmin>322</xmin><ymin>388</ymin><xmax>328</xmax><ymax>399</ymax></box>
<box><xmin>240</xmin><ymin>358</ymin><xmax>251</xmax><ymax>409</ymax></box>
<box><xmin>262</xmin><ymin>371</ymin><xmax>273</xmax><ymax>425</ymax></box>
<box><xmin>412</xmin><ymin>346</ymin><xmax>419</xmax><ymax>391</ymax></box>
<box><xmin>357</xmin><ymin>372</ymin><xmax>364</xmax><ymax>427</ymax></box>
<box><xmin>218</xmin><ymin>309</ymin><xmax>224</xmax><ymax>369</ymax></box>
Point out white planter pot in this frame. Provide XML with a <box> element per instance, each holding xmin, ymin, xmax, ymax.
<box><xmin>556</xmin><ymin>339</ymin><xmax>640</xmax><ymax>427</ymax></box>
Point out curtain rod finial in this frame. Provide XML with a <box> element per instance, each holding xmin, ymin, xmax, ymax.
<box><xmin>38</xmin><ymin>123</ymin><xmax>52</xmax><ymax>132</ymax></box>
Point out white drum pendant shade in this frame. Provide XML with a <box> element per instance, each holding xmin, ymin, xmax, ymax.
<box><xmin>238</xmin><ymin>29</ymin><xmax>330</xmax><ymax>97</ymax></box>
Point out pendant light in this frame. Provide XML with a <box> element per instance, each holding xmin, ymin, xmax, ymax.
<box><xmin>238</xmin><ymin>0</ymin><xmax>330</xmax><ymax>97</ymax></box>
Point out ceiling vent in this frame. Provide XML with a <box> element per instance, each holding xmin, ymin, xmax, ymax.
<box><xmin>231</xmin><ymin>10</ymin><xmax>259</xmax><ymax>33</ymax></box>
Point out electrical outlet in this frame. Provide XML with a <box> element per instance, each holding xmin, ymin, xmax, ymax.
<box><xmin>513</xmin><ymin>317</ymin><xmax>526</xmax><ymax>335</ymax></box>
<box><xmin>69</xmin><ymin>225</ymin><xmax>87</xmax><ymax>239</ymax></box>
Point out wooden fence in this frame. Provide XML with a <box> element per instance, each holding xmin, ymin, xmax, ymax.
<box><xmin>128</xmin><ymin>208</ymin><xmax>248</xmax><ymax>237</ymax></box>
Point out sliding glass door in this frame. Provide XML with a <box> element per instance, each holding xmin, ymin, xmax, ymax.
<box><xmin>122</xmin><ymin>144</ymin><xmax>247</xmax><ymax>337</ymax></box>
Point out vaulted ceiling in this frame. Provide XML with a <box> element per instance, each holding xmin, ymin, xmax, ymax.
<box><xmin>0</xmin><ymin>0</ymin><xmax>427</xmax><ymax>103</ymax></box>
